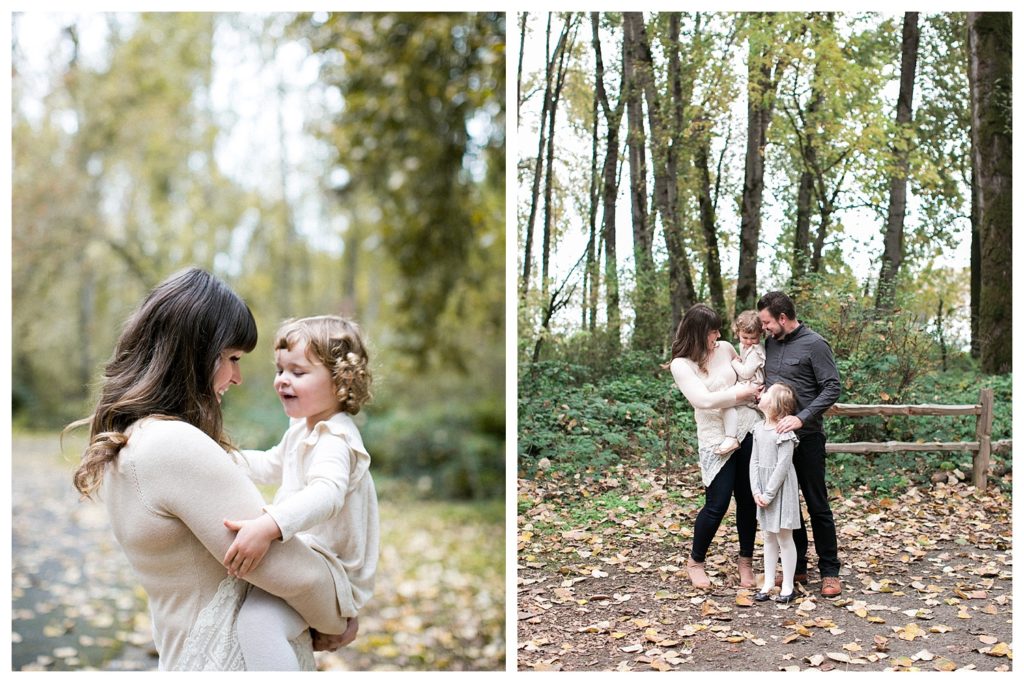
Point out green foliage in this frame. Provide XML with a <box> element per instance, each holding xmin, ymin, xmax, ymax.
<box><xmin>300</xmin><ymin>12</ymin><xmax>505</xmax><ymax>367</ymax></box>
<box><xmin>521</xmin><ymin>299</ymin><xmax>1011</xmax><ymax>496</ymax></box>
<box><xmin>518</xmin><ymin>352</ymin><xmax>695</xmax><ymax>478</ymax></box>
<box><xmin>362</xmin><ymin>378</ymin><xmax>504</xmax><ymax>501</ymax></box>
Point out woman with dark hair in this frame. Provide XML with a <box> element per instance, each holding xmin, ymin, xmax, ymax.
<box><xmin>668</xmin><ymin>303</ymin><xmax>762</xmax><ymax>589</ymax></box>
<box><xmin>71</xmin><ymin>268</ymin><xmax>357</xmax><ymax>670</ymax></box>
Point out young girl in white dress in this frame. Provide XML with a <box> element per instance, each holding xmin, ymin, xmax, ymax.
<box><xmin>750</xmin><ymin>382</ymin><xmax>801</xmax><ymax>603</ymax></box>
<box><xmin>716</xmin><ymin>310</ymin><xmax>766</xmax><ymax>455</ymax></box>
<box><xmin>223</xmin><ymin>315</ymin><xmax>380</xmax><ymax>670</ymax></box>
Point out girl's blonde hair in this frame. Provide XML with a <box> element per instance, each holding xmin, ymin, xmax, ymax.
<box><xmin>275</xmin><ymin>315</ymin><xmax>372</xmax><ymax>415</ymax></box>
<box><xmin>732</xmin><ymin>309</ymin><xmax>762</xmax><ymax>336</ymax></box>
<box><xmin>761</xmin><ymin>382</ymin><xmax>797</xmax><ymax>421</ymax></box>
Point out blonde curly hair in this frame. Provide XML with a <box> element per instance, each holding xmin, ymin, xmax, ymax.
<box><xmin>274</xmin><ymin>315</ymin><xmax>373</xmax><ymax>415</ymax></box>
<box><xmin>732</xmin><ymin>309</ymin><xmax>763</xmax><ymax>337</ymax></box>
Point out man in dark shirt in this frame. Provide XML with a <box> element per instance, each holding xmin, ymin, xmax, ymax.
<box><xmin>757</xmin><ymin>291</ymin><xmax>843</xmax><ymax>597</ymax></box>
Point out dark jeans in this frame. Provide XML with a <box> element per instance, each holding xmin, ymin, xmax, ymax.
<box><xmin>691</xmin><ymin>433</ymin><xmax>756</xmax><ymax>562</ymax></box>
<box><xmin>791</xmin><ymin>431</ymin><xmax>840</xmax><ymax>577</ymax></box>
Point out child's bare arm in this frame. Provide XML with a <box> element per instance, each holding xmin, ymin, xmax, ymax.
<box><xmin>222</xmin><ymin>513</ymin><xmax>283</xmax><ymax>577</ymax></box>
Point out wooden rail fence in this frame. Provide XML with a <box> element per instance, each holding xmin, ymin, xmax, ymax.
<box><xmin>824</xmin><ymin>388</ymin><xmax>1010</xmax><ymax>489</ymax></box>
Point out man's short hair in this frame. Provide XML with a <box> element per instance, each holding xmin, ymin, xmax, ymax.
<box><xmin>757</xmin><ymin>291</ymin><xmax>797</xmax><ymax>320</ymax></box>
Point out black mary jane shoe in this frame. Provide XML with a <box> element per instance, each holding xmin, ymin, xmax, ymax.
<box><xmin>753</xmin><ymin>590</ymin><xmax>773</xmax><ymax>602</ymax></box>
<box><xmin>774</xmin><ymin>593</ymin><xmax>797</xmax><ymax>604</ymax></box>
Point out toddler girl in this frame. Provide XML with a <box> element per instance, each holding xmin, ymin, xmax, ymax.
<box><xmin>749</xmin><ymin>382</ymin><xmax>800</xmax><ymax>603</ymax></box>
<box><xmin>716</xmin><ymin>310</ymin><xmax>766</xmax><ymax>455</ymax></box>
<box><xmin>223</xmin><ymin>315</ymin><xmax>380</xmax><ymax>670</ymax></box>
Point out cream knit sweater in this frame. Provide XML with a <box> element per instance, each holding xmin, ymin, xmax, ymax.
<box><xmin>104</xmin><ymin>418</ymin><xmax>355</xmax><ymax>670</ymax></box>
<box><xmin>670</xmin><ymin>341</ymin><xmax>760</xmax><ymax>486</ymax></box>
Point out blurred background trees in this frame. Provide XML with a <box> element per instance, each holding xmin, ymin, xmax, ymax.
<box><xmin>12</xmin><ymin>11</ymin><xmax>506</xmax><ymax>500</ymax></box>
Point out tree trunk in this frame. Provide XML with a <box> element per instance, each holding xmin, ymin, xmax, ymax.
<box><xmin>517</xmin><ymin>12</ymin><xmax>527</xmax><ymax>120</ymax></box>
<box><xmin>623</xmin><ymin>12</ymin><xmax>657</xmax><ymax>350</ymax></box>
<box><xmin>736</xmin><ymin>14</ymin><xmax>789</xmax><ymax>313</ymax></box>
<box><xmin>792</xmin><ymin>84</ymin><xmax>825</xmax><ymax>286</ymax></box>
<box><xmin>661</xmin><ymin>13</ymin><xmax>696</xmax><ymax>338</ymax></box>
<box><xmin>584</xmin><ymin>54</ymin><xmax>601</xmax><ymax>331</ymax></box>
<box><xmin>521</xmin><ymin>15</ymin><xmax>564</xmax><ymax>298</ymax></box>
<box><xmin>693</xmin><ymin>119</ymin><xmax>726</xmax><ymax>315</ymax></box>
<box><xmin>970</xmin><ymin>150</ymin><xmax>981</xmax><ymax>358</ymax></box>
<box><xmin>592</xmin><ymin>12</ymin><xmax>624</xmax><ymax>346</ymax></box>
<box><xmin>968</xmin><ymin>12</ymin><xmax>1012</xmax><ymax>373</ymax></box>
<box><xmin>875</xmin><ymin>12</ymin><xmax>920</xmax><ymax>311</ymax></box>
<box><xmin>541</xmin><ymin>16</ymin><xmax>575</xmax><ymax>298</ymax></box>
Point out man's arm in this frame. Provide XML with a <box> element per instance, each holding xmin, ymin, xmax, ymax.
<box><xmin>795</xmin><ymin>339</ymin><xmax>841</xmax><ymax>426</ymax></box>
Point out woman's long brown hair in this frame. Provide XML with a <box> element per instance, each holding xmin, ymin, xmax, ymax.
<box><xmin>669</xmin><ymin>303</ymin><xmax>723</xmax><ymax>373</ymax></box>
<box><xmin>70</xmin><ymin>268</ymin><xmax>257</xmax><ymax>499</ymax></box>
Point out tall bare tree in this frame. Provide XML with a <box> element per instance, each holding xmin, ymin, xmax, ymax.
<box><xmin>521</xmin><ymin>15</ymin><xmax>569</xmax><ymax>297</ymax></box>
<box><xmin>622</xmin><ymin>12</ymin><xmax>660</xmax><ymax>350</ymax></box>
<box><xmin>735</xmin><ymin>13</ymin><xmax>796</xmax><ymax>312</ymax></box>
<box><xmin>875</xmin><ymin>12</ymin><xmax>920</xmax><ymax>311</ymax></box>
<box><xmin>592</xmin><ymin>13</ymin><xmax>625</xmax><ymax>345</ymax></box>
<box><xmin>541</xmin><ymin>15</ymin><xmax>578</xmax><ymax>298</ymax></box>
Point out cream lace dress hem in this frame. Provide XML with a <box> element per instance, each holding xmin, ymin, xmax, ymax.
<box><xmin>175</xmin><ymin>577</ymin><xmax>315</xmax><ymax>671</ymax></box>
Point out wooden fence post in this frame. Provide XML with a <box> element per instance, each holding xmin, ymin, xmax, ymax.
<box><xmin>974</xmin><ymin>388</ymin><xmax>994</xmax><ymax>490</ymax></box>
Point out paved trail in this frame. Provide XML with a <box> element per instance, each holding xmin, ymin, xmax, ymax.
<box><xmin>12</xmin><ymin>433</ymin><xmax>157</xmax><ymax>671</ymax></box>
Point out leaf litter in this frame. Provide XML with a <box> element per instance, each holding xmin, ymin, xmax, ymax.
<box><xmin>518</xmin><ymin>461</ymin><xmax>1012</xmax><ymax>671</ymax></box>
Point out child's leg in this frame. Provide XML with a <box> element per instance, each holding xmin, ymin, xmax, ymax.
<box><xmin>236</xmin><ymin>586</ymin><xmax>309</xmax><ymax>671</ymax></box>
<box><xmin>777</xmin><ymin>528</ymin><xmax>797</xmax><ymax>596</ymax></box>
<box><xmin>716</xmin><ymin>408</ymin><xmax>740</xmax><ymax>454</ymax></box>
<box><xmin>760</xmin><ymin>530</ymin><xmax>779</xmax><ymax>593</ymax></box>
<box><xmin>722</xmin><ymin>406</ymin><xmax>737</xmax><ymax>438</ymax></box>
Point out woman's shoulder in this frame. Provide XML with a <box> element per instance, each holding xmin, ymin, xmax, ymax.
<box><xmin>714</xmin><ymin>340</ymin><xmax>737</xmax><ymax>357</ymax></box>
<box><xmin>130</xmin><ymin>417</ymin><xmax>208</xmax><ymax>441</ymax></box>
<box><xmin>127</xmin><ymin>418</ymin><xmax>221</xmax><ymax>462</ymax></box>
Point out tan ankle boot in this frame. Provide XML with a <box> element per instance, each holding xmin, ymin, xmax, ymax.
<box><xmin>737</xmin><ymin>556</ymin><xmax>756</xmax><ymax>588</ymax></box>
<box><xmin>687</xmin><ymin>557</ymin><xmax>711</xmax><ymax>589</ymax></box>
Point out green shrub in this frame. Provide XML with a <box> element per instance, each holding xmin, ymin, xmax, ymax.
<box><xmin>521</xmin><ymin>307</ymin><xmax>1012</xmax><ymax>496</ymax></box>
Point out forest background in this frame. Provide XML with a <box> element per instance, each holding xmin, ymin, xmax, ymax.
<box><xmin>517</xmin><ymin>10</ymin><xmax>1011</xmax><ymax>489</ymax></box>
<box><xmin>10</xmin><ymin>11</ymin><xmax>505</xmax><ymax>671</ymax></box>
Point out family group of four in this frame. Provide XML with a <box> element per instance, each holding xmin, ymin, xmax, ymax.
<box><xmin>669</xmin><ymin>291</ymin><xmax>843</xmax><ymax>601</ymax></box>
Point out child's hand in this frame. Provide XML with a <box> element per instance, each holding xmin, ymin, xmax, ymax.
<box><xmin>754</xmin><ymin>494</ymin><xmax>769</xmax><ymax>508</ymax></box>
<box><xmin>222</xmin><ymin>513</ymin><xmax>282</xmax><ymax>577</ymax></box>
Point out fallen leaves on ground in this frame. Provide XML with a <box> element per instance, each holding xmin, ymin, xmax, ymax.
<box><xmin>13</xmin><ymin>434</ymin><xmax>504</xmax><ymax>671</ymax></box>
<box><xmin>518</xmin><ymin>460</ymin><xmax>1012</xmax><ymax>671</ymax></box>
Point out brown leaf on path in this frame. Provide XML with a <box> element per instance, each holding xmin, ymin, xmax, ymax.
<box><xmin>896</xmin><ymin>623</ymin><xmax>926</xmax><ymax>641</ymax></box>
<box><xmin>982</xmin><ymin>642</ymin><xmax>1011</xmax><ymax>657</ymax></box>
<box><xmin>650</xmin><ymin>658</ymin><xmax>672</xmax><ymax>671</ymax></box>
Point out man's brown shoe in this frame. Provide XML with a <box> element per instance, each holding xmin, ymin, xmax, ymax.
<box><xmin>821</xmin><ymin>576</ymin><xmax>842</xmax><ymax>597</ymax></box>
<box><xmin>775</xmin><ymin>572</ymin><xmax>808</xmax><ymax>587</ymax></box>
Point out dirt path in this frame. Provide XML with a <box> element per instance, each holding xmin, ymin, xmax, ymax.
<box><xmin>517</xmin><ymin>467</ymin><xmax>1013</xmax><ymax>672</ymax></box>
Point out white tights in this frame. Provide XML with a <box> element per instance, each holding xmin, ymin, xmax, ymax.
<box><xmin>761</xmin><ymin>528</ymin><xmax>797</xmax><ymax>595</ymax></box>
<box><xmin>722</xmin><ymin>406</ymin><xmax>737</xmax><ymax>440</ymax></box>
<box><xmin>236</xmin><ymin>586</ymin><xmax>308</xmax><ymax>671</ymax></box>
